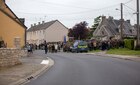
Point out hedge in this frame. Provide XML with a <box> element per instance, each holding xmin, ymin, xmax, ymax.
<box><xmin>124</xmin><ymin>39</ymin><xmax>134</xmax><ymax>50</ymax></box>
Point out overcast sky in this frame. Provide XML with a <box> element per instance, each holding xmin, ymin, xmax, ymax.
<box><xmin>6</xmin><ymin>0</ymin><xmax>137</xmax><ymax>28</ymax></box>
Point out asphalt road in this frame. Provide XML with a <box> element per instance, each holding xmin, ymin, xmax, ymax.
<box><xmin>26</xmin><ymin>50</ymin><xmax>140</xmax><ymax>85</ymax></box>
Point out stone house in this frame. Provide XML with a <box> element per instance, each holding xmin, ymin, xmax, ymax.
<box><xmin>93</xmin><ymin>16</ymin><xmax>136</xmax><ymax>40</ymax></box>
<box><xmin>27</xmin><ymin>20</ymin><xmax>68</xmax><ymax>45</ymax></box>
<box><xmin>0</xmin><ymin>0</ymin><xmax>27</xmax><ymax>48</ymax></box>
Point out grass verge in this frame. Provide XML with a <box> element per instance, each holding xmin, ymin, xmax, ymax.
<box><xmin>106</xmin><ymin>48</ymin><xmax>140</xmax><ymax>57</ymax></box>
<box><xmin>88</xmin><ymin>50</ymin><xmax>101</xmax><ymax>53</ymax></box>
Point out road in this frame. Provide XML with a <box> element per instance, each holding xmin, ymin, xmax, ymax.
<box><xmin>25</xmin><ymin>50</ymin><xmax>140</xmax><ymax>85</ymax></box>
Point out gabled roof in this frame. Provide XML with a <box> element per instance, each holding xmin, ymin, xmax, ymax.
<box><xmin>0</xmin><ymin>1</ymin><xmax>27</xmax><ymax>29</ymax></box>
<box><xmin>27</xmin><ymin>20</ymin><xmax>67</xmax><ymax>32</ymax></box>
<box><xmin>106</xmin><ymin>19</ymin><xmax>118</xmax><ymax>35</ymax></box>
<box><xmin>93</xmin><ymin>16</ymin><xmax>135</xmax><ymax>37</ymax></box>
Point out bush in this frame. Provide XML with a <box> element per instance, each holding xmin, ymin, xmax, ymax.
<box><xmin>124</xmin><ymin>39</ymin><xmax>134</xmax><ymax>50</ymax></box>
<box><xmin>135</xmin><ymin>45</ymin><xmax>140</xmax><ymax>50</ymax></box>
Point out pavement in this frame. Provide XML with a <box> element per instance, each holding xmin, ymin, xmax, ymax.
<box><xmin>0</xmin><ymin>51</ymin><xmax>54</xmax><ymax>85</ymax></box>
<box><xmin>86</xmin><ymin>51</ymin><xmax>140</xmax><ymax>62</ymax></box>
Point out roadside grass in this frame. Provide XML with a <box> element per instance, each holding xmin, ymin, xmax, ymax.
<box><xmin>106</xmin><ymin>48</ymin><xmax>140</xmax><ymax>56</ymax></box>
<box><xmin>88</xmin><ymin>49</ymin><xmax>101</xmax><ymax>53</ymax></box>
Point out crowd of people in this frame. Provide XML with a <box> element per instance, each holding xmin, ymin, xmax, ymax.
<box><xmin>26</xmin><ymin>41</ymin><xmax>64</xmax><ymax>54</ymax></box>
<box><xmin>87</xmin><ymin>39</ymin><xmax>125</xmax><ymax>51</ymax></box>
<box><xmin>26</xmin><ymin>39</ymin><xmax>125</xmax><ymax>54</ymax></box>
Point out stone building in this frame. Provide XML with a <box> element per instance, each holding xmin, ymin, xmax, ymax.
<box><xmin>93</xmin><ymin>16</ymin><xmax>136</xmax><ymax>40</ymax></box>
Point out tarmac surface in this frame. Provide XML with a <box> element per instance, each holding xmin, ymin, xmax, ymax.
<box><xmin>25</xmin><ymin>52</ymin><xmax>140</xmax><ymax>85</ymax></box>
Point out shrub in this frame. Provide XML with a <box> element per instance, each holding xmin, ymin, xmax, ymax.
<box><xmin>135</xmin><ymin>45</ymin><xmax>140</xmax><ymax>50</ymax></box>
<box><xmin>124</xmin><ymin>39</ymin><xmax>134</xmax><ymax>50</ymax></box>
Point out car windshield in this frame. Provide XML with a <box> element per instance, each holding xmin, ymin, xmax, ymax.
<box><xmin>73</xmin><ymin>40</ymin><xmax>81</xmax><ymax>47</ymax></box>
<box><xmin>78</xmin><ymin>41</ymin><xmax>87</xmax><ymax>46</ymax></box>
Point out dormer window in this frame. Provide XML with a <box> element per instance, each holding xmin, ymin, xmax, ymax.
<box><xmin>116</xmin><ymin>28</ymin><xmax>119</xmax><ymax>33</ymax></box>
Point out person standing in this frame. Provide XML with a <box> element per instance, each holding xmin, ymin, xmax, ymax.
<box><xmin>55</xmin><ymin>44</ymin><xmax>58</xmax><ymax>53</ymax></box>
<box><xmin>52</xmin><ymin>44</ymin><xmax>55</xmax><ymax>53</ymax></box>
<box><xmin>44</xmin><ymin>41</ymin><xmax>48</xmax><ymax>54</ymax></box>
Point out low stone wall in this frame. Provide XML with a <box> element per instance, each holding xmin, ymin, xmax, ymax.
<box><xmin>0</xmin><ymin>48</ymin><xmax>27</xmax><ymax>67</ymax></box>
<box><xmin>19</xmin><ymin>49</ymin><xmax>28</xmax><ymax>57</ymax></box>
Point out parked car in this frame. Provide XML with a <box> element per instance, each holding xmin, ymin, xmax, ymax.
<box><xmin>71</xmin><ymin>40</ymin><xmax>88</xmax><ymax>53</ymax></box>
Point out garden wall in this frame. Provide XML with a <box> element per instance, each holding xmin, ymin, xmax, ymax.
<box><xmin>0</xmin><ymin>48</ymin><xmax>27</xmax><ymax>67</ymax></box>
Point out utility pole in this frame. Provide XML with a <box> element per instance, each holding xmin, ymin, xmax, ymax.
<box><xmin>136</xmin><ymin>0</ymin><xmax>140</xmax><ymax>47</ymax></box>
<box><xmin>120</xmin><ymin>3</ymin><xmax>124</xmax><ymax>40</ymax></box>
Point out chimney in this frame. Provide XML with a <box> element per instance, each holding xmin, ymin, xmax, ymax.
<box><xmin>126</xmin><ymin>20</ymin><xmax>130</xmax><ymax>24</ymax></box>
<box><xmin>102</xmin><ymin>16</ymin><xmax>106</xmax><ymax>21</ymax></box>
<box><xmin>19</xmin><ymin>18</ymin><xmax>25</xmax><ymax>24</ymax></box>
<box><xmin>38</xmin><ymin>22</ymin><xmax>41</xmax><ymax>25</ymax></box>
<box><xmin>34</xmin><ymin>23</ymin><xmax>36</xmax><ymax>26</ymax></box>
<box><xmin>0</xmin><ymin>0</ymin><xmax>5</xmax><ymax>8</ymax></box>
<box><xmin>31</xmin><ymin>24</ymin><xmax>33</xmax><ymax>27</ymax></box>
<box><xmin>108</xmin><ymin>16</ymin><xmax>113</xmax><ymax>20</ymax></box>
<box><xmin>42</xmin><ymin>21</ymin><xmax>45</xmax><ymax>24</ymax></box>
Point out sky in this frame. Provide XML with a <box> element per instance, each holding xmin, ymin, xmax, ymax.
<box><xmin>6</xmin><ymin>0</ymin><xmax>137</xmax><ymax>28</ymax></box>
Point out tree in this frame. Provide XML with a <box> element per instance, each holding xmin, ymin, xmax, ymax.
<box><xmin>68</xmin><ymin>21</ymin><xmax>89</xmax><ymax>40</ymax></box>
<box><xmin>68</xmin><ymin>29</ymin><xmax>74</xmax><ymax>37</ymax></box>
<box><xmin>89</xmin><ymin>16</ymin><xmax>101</xmax><ymax>38</ymax></box>
<box><xmin>92</xmin><ymin>16</ymin><xmax>101</xmax><ymax>30</ymax></box>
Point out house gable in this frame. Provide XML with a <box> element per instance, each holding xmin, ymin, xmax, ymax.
<box><xmin>0</xmin><ymin>0</ymin><xmax>26</xmax><ymax>28</ymax></box>
<box><xmin>0</xmin><ymin>0</ymin><xmax>26</xmax><ymax>48</ymax></box>
<box><xmin>93</xmin><ymin>16</ymin><xmax>136</xmax><ymax>39</ymax></box>
<box><xmin>44</xmin><ymin>20</ymin><xmax>68</xmax><ymax>42</ymax></box>
<box><xmin>93</xmin><ymin>16</ymin><xmax>114</xmax><ymax>37</ymax></box>
<box><xmin>0</xmin><ymin>10</ymin><xmax>26</xmax><ymax>48</ymax></box>
<box><xmin>45</xmin><ymin>20</ymin><xmax>68</xmax><ymax>31</ymax></box>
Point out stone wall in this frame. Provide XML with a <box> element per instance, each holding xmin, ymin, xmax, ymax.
<box><xmin>0</xmin><ymin>48</ymin><xmax>27</xmax><ymax>67</ymax></box>
<box><xmin>19</xmin><ymin>49</ymin><xmax>28</xmax><ymax>57</ymax></box>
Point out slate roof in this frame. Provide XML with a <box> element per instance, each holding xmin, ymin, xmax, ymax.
<box><xmin>27</xmin><ymin>20</ymin><xmax>57</xmax><ymax>32</ymax></box>
<box><xmin>93</xmin><ymin>16</ymin><xmax>136</xmax><ymax>37</ymax></box>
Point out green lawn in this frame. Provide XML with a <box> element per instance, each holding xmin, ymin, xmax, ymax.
<box><xmin>106</xmin><ymin>48</ymin><xmax>140</xmax><ymax>57</ymax></box>
<box><xmin>88</xmin><ymin>50</ymin><xmax>101</xmax><ymax>53</ymax></box>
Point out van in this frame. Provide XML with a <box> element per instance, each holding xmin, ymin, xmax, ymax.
<box><xmin>71</xmin><ymin>40</ymin><xmax>88</xmax><ymax>53</ymax></box>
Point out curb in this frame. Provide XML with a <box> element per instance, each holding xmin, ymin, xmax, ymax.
<box><xmin>86</xmin><ymin>53</ymin><xmax>140</xmax><ymax>62</ymax></box>
<box><xmin>10</xmin><ymin>57</ymin><xmax>54</xmax><ymax>85</ymax></box>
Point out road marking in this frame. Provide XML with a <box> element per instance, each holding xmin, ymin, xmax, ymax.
<box><xmin>41</xmin><ymin>60</ymin><xmax>49</xmax><ymax>65</ymax></box>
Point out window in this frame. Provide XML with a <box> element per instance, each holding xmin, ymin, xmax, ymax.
<box><xmin>102</xmin><ymin>31</ymin><xmax>105</xmax><ymax>35</ymax></box>
<box><xmin>14</xmin><ymin>37</ymin><xmax>21</xmax><ymax>48</ymax></box>
<box><xmin>116</xmin><ymin>28</ymin><xmax>119</xmax><ymax>33</ymax></box>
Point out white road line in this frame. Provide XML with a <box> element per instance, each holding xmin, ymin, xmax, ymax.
<box><xmin>41</xmin><ymin>60</ymin><xmax>49</xmax><ymax>65</ymax></box>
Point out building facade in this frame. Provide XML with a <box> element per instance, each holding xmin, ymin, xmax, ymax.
<box><xmin>27</xmin><ymin>20</ymin><xmax>68</xmax><ymax>45</ymax></box>
<box><xmin>93</xmin><ymin>16</ymin><xmax>136</xmax><ymax>40</ymax></box>
<box><xmin>0</xmin><ymin>0</ymin><xmax>27</xmax><ymax>48</ymax></box>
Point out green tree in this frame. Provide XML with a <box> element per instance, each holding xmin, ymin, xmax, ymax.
<box><xmin>89</xmin><ymin>16</ymin><xmax>101</xmax><ymax>38</ymax></box>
